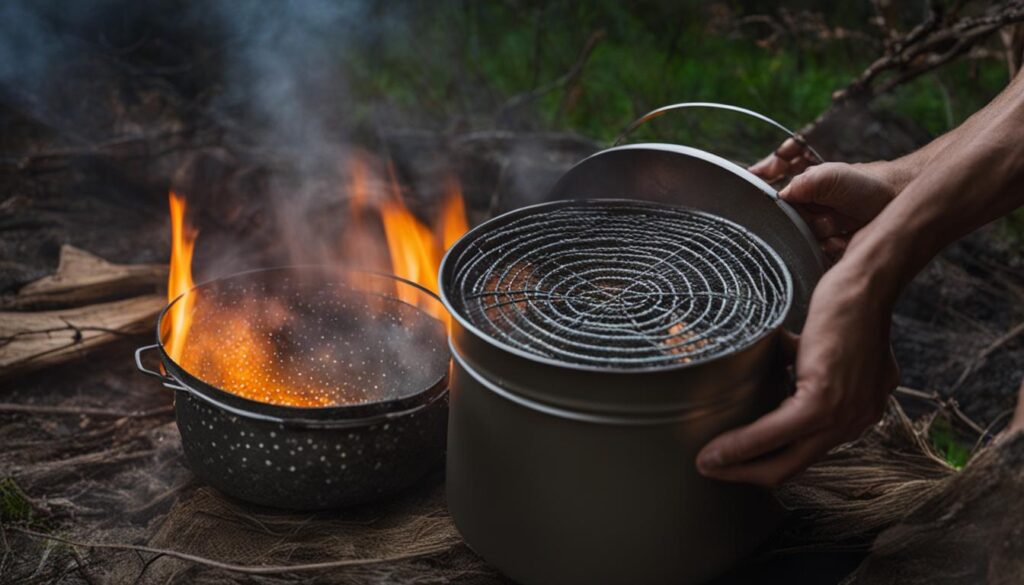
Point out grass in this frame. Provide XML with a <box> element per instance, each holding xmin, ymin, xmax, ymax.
<box><xmin>335</xmin><ymin>1</ymin><xmax>1024</xmax><ymax>247</ymax></box>
<box><xmin>337</xmin><ymin>2</ymin><xmax>1010</xmax><ymax>144</ymax></box>
<box><xmin>929</xmin><ymin>418</ymin><xmax>973</xmax><ymax>470</ymax></box>
<box><xmin>0</xmin><ymin>477</ymin><xmax>34</xmax><ymax>524</ymax></box>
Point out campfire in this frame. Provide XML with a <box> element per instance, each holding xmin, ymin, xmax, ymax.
<box><xmin>162</xmin><ymin>154</ymin><xmax>467</xmax><ymax>408</ymax></box>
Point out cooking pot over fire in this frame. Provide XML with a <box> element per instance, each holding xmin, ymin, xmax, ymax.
<box><xmin>442</xmin><ymin>103</ymin><xmax>826</xmax><ymax>584</ymax></box>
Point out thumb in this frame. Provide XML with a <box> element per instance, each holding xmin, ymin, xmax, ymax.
<box><xmin>779</xmin><ymin>163</ymin><xmax>844</xmax><ymax>206</ymax></box>
<box><xmin>781</xmin><ymin>163</ymin><xmax>894</xmax><ymax>223</ymax></box>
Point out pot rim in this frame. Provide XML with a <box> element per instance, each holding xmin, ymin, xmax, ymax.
<box><xmin>153</xmin><ymin>265</ymin><xmax>450</xmax><ymax>423</ymax></box>
<box><xmin>438</xmin><ymin>198</ymin><xmax>795</xmax><ymax>375</ymax></box>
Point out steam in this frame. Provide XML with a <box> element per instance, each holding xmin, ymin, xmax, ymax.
<box><xmin>205</xmin><ymin>1</ymin><xmax>411</xmax><ymax>270</ymax></box>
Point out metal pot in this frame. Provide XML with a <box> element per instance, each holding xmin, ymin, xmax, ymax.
<box><xmin>135</xmin><ymin>267</ymin><xmax>449</xmax><ymax>510</ymax></box>
<box><xmin>441</xmin><ymin>106</ymin><xmax>825</xmax><ymax>584</ymax></box>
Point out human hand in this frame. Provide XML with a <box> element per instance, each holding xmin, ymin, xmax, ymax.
<box><xmin>695</xmin><ymin>263</ymin><xmax>899</xmax><ymax>487</ymax></box>
<box><xmin>748</xmin><ymin>137</ymin><xmax>819</xmax><ymax>183</ymax></box>
<box><xmin>778</xmin><ymin>162</ymin><xmax>898</xmax><ymax>261</ymax></box>
<box><xmin>750</xmin><ymin>141</ymin><xmax>904</xmax><ymax>262</ymax></box>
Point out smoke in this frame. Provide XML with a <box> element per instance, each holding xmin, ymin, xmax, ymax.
<box><xmin>0</xmin><ymin>0</ymin><xmax>450</xmax><ymax>279</ymax></box>
<box><xmin>0</xmin><ymin>2</ymin><xmax>104</xmax><ymax>136</ymax></box>
<box><xmin>208</xmin><ymin>1</ymin><xmax>368</xmax><ymax>168</ymax></box>
<box><xmin>200</xmin><ymin>1</ymin><xmax>416</xmax><ymax>270</ymax></box>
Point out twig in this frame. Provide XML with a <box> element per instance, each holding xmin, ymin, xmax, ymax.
<box><xmin>0</xmin><ymin>403</ymin><xmax>173</xmax><ymax>419</ymax></box>
<box><xmin>971</xmin><ymin>408</ymin><xmax>1015</xmax><ymax>454</ymax></box>
<box><xmin>69</xmin><ymin>547</ymin><xmax>97</xmax><ymax>585</ymax></box>
<box><xmin>0</xmin><ymin>523</ymin><xmax>10</xmax><ymax>576</ymax></box>
<box><xmin>126</xmin><ymin>480</ymin><xmax>195</xmax><ymax>517</ymax></box>
<box><xmin>132</xmin><ymin>551</ymin><xmax>166</xmax><ymax>585</ymax></box>
<box><xmin>0</xmin><ymin>324</ymin><xmax>134</xmax><ymax>350</ymax></box>
<box><xmin>10</xmin><ymin>527</ymin><xmax>455</xmax><ymax>575</ymax></box>
<box><xmin>894</xmin><ymin>385</ymin><xmax>988</xmax><ymax>437</ymax></box>
<box><xmin>951</xmin><ymin>319</ymin><xmax>1024</xmax><ymax>392</ymax></box>
<box><xmin>498</xmin><ymin>29</ymin><xmax>605</xmax><ymax>123</ymax></box>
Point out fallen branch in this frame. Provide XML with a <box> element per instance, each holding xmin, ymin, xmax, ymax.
<box><xmin>0</xmin><ymin>295</ymin><xmax>163</xmax><ymax>380</ymax></box>
<box><xmin>9</xmin><ymin>527</ymin><xmax>454</xmax><ymax>575</ymax></box>
<box><xmin>801</xmin><ymin>1</ymin><xmax>1024</xmax><ymax>137</ymax></box>
<box><xmin>0</xmin><ymin>403</ymin><xmax>172</xmax><ymax>419</ymax></box>
<box><xmin>0</xmin><ymin>245</ymin><xmax>166</xmax><ymax>381</ymax></box>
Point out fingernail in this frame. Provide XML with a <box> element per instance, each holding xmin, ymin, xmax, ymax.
<box><xmin>697</xmin><ymin>450</ymin><xmax>723</xmax><ymax>470</ymax></box>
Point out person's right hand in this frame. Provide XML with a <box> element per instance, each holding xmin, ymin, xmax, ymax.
<box><xmin>776</xmin><ymin>162</ymin><xmax>898</xmax><ymax>261</ymax></box>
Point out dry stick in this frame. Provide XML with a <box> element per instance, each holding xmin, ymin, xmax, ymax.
<box><xmin>951</xmin><ymin>320</ymin><xmax>1024</xmax><ymax>392</ymax></box>
<box><xmin>9</xmin><ymin>527</ymin><xmax>454</xmax><ymax>575</ymax></box>
<box><xmin>971</xmin><ymin>408</ymin><xmax>1016</xmax><ymax>454</ymax></box>
<box><xmin>497</xmin><ymin>29</ymin><xmax>605</xmax><ymax>122</ymax></box>
<box><xmin>125</xmin><ymin>480</ymin><xmax>195</xmax><ymax>517</ymax></box>
<box><xmin>0</xmin><ymin>403</ymin><xmax>173</xmax><ymax>419</ymax></box>
<box><xmin>803</xmin><ymin>0</ymin><xmax>1024</xmax><ymax>136</ymax></box>
<box><xmin>894</xmin><ymin>386</ymin><xmax>987</xmax><ymax>437</ymax></box>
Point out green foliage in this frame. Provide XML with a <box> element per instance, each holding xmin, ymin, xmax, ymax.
<box><xmin>339</xmin><ymin>2</ymin><xmax>1009</xmax><ymax>146</ymax></box>
<box><xmin>0</xmin><ymin>477</ymin><xmax>34</xmax><ymax>523</ymax></box>
<box><xmin>999</xmin><ymin>208</ymin><xmax>1024</xmax><ymax>251</ymax></box>
<box><xmin>929</xmin><ymin>418</ymin><xmax>972</xmax><ymax>470</ymax></box>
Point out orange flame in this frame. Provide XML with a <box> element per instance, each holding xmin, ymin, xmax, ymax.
<box><xmin>376</xmin><ymin>165</ymin><xmax>468</xmax><ymax>322</ymax></box>
<box><xmin>440</xmin><ymin>175</ymin><xmax>468</xmax><ymax>251</ymax></box>
<box><xmin>161</xmin><ymin>154</ymin><xmax>468</xmax><ymax>407</ymax></box>
<box><xmin>166</xmin><ymin>191</ymin><xmax>196</xmax><ymax>362</ymax></box>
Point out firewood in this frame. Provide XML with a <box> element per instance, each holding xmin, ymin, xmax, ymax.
<box><xmin>0</xmin><ymin>245</ymin><xmax>167</xmax><ymax>380</ymax></box>
<box><xmin>0</xmin><ymin>294</ymin><xmax>164</xmax><ymax>381</ymax></box>
<box><xmin>3</xmin><ymin>244</ymin><xmax>165</xmax><ymax>310</ymax></box>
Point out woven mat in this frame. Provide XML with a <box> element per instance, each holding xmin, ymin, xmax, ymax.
<box><xmin>81</xmin><ymin>398</ymin><xmax>1015</xmax><ymax>584</ymax></box>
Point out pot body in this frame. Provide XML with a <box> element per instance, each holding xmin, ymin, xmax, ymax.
<box><xmin>446</xmin><ymin>324</ymin><xmax>786</xmax><ymax>585</ymax></box>
<box><xmin>174</xmin><ymin>386</ymin><xmax>447</xmax><ymax>510</ymax></box>
<box><xmin>135</xmin><ymin>266</ymin><xmax>452</xmax><ymax>511</ymax></box>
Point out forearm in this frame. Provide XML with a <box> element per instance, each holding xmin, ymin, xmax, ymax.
<box><xmin>866</xmin><ymin>70</ymin><xmax>1024</xmax><ymax>193</ymax></box>
<box><xmin>841</xmin><ymin>85</ymin><xmax>1024</xmax><ymax>306</ymax></box>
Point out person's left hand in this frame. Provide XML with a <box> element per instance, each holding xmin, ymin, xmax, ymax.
<box><xmin>695</xmin><ymin>262</ymin><xmax>900</xmax><ymax>486</ymax></box>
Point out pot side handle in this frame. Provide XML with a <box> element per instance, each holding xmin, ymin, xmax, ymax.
<box><xmin>614</xmin><ymin>101</ymin><xmax>824</xmax><ymax>165</ymax></box>
<box><xmin>135</xmin><ymin>344</ymin><xmax>169</xmax><ymax>380</ymax></box>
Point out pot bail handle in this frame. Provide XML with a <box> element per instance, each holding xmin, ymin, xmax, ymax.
<box><xmin>614</xmin><ymin>101</ymin><xmax>824</xmax><ymax>165</ymax></box>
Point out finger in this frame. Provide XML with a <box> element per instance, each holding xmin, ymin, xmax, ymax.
<box><xmin>696</xmin><ymin>394</ymin><xmax>822</xmax><ymax>472</ymax></box>
<box><xmin>1009</xmin><ymin>378</ymin><xmax>1024</xmax><ymax>434</ymax></box>
<box><xmin>748</xmin><ymin>138</ymin><xmax>813</xmax><ymax>181</ymax></box>
<box><xmin>783</xmin><ymin>154</ymin><xmax>813</xmax><ymax>177</ymax></box>
<box><xmin>995</xmin><ymin>379</ymin><xmax>1024</xmax><ymax>445</ymax></box>
<box><xmin>697</xmin><ymin>430</ymin><xmax>842</xmax><ymax>487</ymax></box>
<box><xmin>778</xmin><ymin>164</ymin><xmax>838</xmax><ymax>206</ymax></box>
<box><xmin>773</xmin><ymin>137</ymin><xmax>806</xmax><ymax>161</ymax></box>
<box><xmin>807</xmin><ymin>213</ymin><xmax>842</xmax><ymax>239</ymax></box>
<box><xmin>822</xmin><ymin>236</ymin><xmax>848</xmax><ymax>258</ymax></box>
<box><xmin>748</xmin><ymin>154</ymin><xmax>789</xmax><ymax>182</ymax></box>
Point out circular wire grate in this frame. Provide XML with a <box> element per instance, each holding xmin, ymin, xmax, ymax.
<box><xmin>444</xmin><ymin>200</ymin><xmax>792</xmax><ymax>369</ymax></box>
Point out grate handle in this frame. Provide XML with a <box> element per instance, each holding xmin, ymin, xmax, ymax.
<box><xmin>614</xmin><ymin>102</ymin><xmax>824</xmax><ymax>165</ymax></box>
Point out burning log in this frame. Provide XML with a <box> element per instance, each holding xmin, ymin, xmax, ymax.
<box><xmin>0</xmin><ymin>245</ymin><xmax>165</xmax><ymax>381</ymax></box>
